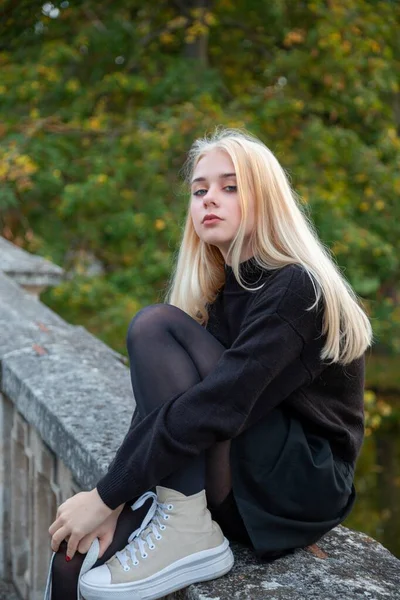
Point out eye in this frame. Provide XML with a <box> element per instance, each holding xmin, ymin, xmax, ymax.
<box><xmin>224</xmin><ymin>185</ymin><xmax>237</xmax><ymax>192</ymax></box>
<box><xmin>193</xmin><ymin>189</ymin><xmax>207</xmax><ymax>196</ymax></box>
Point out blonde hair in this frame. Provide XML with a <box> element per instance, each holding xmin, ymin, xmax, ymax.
<box><xmin>165</xmin><ymin>127</ymin><xmax>373</xmax><ymax>365</ymax></box>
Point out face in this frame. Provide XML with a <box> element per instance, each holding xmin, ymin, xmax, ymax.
<box><xmin>190</xmin><ymin>149</ymin><xmax>255</xmax><ymax>264</ymax></box>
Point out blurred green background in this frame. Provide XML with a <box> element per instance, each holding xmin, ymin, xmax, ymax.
<box><xmin>0</xmin><ymin>0</ymin><xmax>399</xmax><ymax>557</ymax></box>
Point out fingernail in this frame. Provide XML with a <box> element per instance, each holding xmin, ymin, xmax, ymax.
<box><xmin>66</xmin><ymin>556</ymin><xmax>71</xmax><ymax>562</ymax></box>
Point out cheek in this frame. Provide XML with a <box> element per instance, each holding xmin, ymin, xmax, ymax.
<box><xmin>232</xmin><ymin>203</ymin><xmax>243</xmax><ymax>227</ymax></box>
<box><xmin>244</xmin><ymin>199</ymin><xmax>256</xmax><ymax>233</ymax></box>
<box><xmin>246</xmin><ymin>211</ymin><xmax>255</xmax><ymax>233</ymax></box>
<box><xmin>190</xmin><ymin>204</ymin><xmax>200</xmax><ymax>231</ymax></box>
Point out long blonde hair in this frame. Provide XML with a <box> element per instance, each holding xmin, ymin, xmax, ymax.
<box><xmin>165</xmin><ymin>127</ymin><xmax>373</xmax><ymax>365</ymax></box>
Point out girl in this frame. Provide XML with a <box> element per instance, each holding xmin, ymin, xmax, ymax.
<box><xmin>47</xmin><ymin>128</ymin><xmax>373</xmax><ymax>600</ymax></box>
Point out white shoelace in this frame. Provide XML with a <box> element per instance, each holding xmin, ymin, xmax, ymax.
<box><xmin>115</xmin><ymin>491</ymin><xmax>173</xmax><ymax>571</ymax></box>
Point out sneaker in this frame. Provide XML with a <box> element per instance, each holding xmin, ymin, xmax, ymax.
<box><xmin>79</xmin><ymin>486</ymin><xmax>234</xmax><ymax>600</ymax></box>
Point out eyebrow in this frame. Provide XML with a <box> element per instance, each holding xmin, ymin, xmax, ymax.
<box><xmin>191</xmin><ymin>172</ymin><xmax>237</xmax><ymax>185</ymax></box>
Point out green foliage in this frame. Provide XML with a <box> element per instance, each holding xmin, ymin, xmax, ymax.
<box><xmin>1</xmin><ymin>0</ymin><xmax>400</xmax><ymax>361</ymax></box>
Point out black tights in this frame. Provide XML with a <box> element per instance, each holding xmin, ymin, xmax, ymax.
<box><xmin>51</xmin><ymin>304</ymin><xmax>238</xmax><ymax>599</ymax></box>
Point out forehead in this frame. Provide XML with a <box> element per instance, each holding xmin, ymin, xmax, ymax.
<box><xmin>192</xmin><ymin>149</ymin><xmax>235</xmax><ymax>178</ymax></box>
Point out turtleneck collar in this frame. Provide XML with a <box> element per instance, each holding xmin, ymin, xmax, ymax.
<box><xmin>224</xmin><ymin>256</ymin><xmax>270</xmax><ymax>290</ymax></box>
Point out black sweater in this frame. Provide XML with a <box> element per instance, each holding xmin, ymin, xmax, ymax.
<box><xmin>96</xmin><ymin>259</ymin><xmax>365</xmax><ymax>509</ymax></box>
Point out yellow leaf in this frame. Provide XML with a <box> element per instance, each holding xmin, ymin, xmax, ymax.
<box><xmin>155</xmin><ymin>219</ymin><xmax>166</xmax><ymax>231</ymax></box>
<box><xmin>283</xmin><ymin>29</ymin><xmax>306</xmax><ymax>47</ymax></box>
<box><xmin>87</xmin><ymin>117</ymin><xmax>102</xmax><ymax>131</ymax></box>
<box><xmin>160</xmin><ymin>32</ymin><xmax>175</xmax><ymax>45</ymax></box>
<box><xmin>66</xmin><ymin>79</ymin><xmax>80</xmax><ymax>93</ymax></box>
<box><xmin>204</xmin><ymin>12</ymin><xmax>217</xmax><ymax>26</ymax></box>
<box><xmin>121</xmin><ymin>189</ymin><xmax>133</xmax><ymax>200</ymax></box>
<box><xmin>364</xmin><ymin>390</ymin><xmax>376</xmax><ymax>405</ymax></box>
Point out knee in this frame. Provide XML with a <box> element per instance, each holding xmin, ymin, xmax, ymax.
<box><xmin>126</xmin><ymin>303</ymin><xmax>179</xmax><ymax>353</ymax></box>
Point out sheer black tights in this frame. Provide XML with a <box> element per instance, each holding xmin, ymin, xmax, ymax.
<box><xmin>127</xmin><ymin>304</ymin><xmax>232</xmax><ymax>498</ymax></box>
<box><xmin>51</xmin><ymin>304</ymin><xmax>232</xmax><ymax>599</ymax></box>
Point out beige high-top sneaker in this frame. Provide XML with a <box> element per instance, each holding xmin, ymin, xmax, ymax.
<box><xmin>80</xmin><ymin>486</ymin><xmax>234</xmax><ymax>600</ymax></box>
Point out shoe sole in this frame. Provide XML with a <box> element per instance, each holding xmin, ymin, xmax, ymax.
<box><xmin>80</xmin><ymin>538</ymin><xmax>234</xmax><ymax>600</ymax></box>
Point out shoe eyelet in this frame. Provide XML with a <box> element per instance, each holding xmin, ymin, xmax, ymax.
<box><xmin>123</xmin><ymin>565</ymin><xmax>130</xmax><ymax>572</ymax></box>
<box><xmin>164</xmin><ymin>515</ymin><xmax>170</xmax><ymax>520</ymax></box>
<box><xmin>155</xmin><ymin>534</ymin><xmax>162</xmax><ymax>540</ymax></box>
<box><xmin>133</xmin><ymin>560</ymin><xmax>139</xmax><ymax>566</ymax></box>
<box><xmin>142</xmin><ymin>552</ymin><xmax>148</xmax><ymax>559</ymax></box>
<box><xmin>160</xmin><ymin>524</ymin><xmax>166</xmax><ymax>531</ymax></box>
<box><xmin>167</xmin><ymin>504</ymin><xmax>173</xmax><ymax>510</ymax></box>
<box><xmin>149</xmin><ymin>544</ymin><xmax>156</xmax><ymax>550</ymax></box>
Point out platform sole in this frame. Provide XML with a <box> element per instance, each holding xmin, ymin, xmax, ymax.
<box><xmin>80</xmin><ymin>538</ymin><xmax>234</xmax><ymax>600</ymax></box>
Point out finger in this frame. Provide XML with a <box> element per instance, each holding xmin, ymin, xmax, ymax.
<box><xmin>98</xmin><ymin>533</ymin><xmax>113</xmax><ymax>559</ymax></box>
<box><xmin>66</xmin><ymin>533</ymin><xmax>81</xmax><ymax>561</ymax></box>
<box><xmin>56</xmin><ymin>503</ymin><xmax>64</xmax><ymax>520</ymax></box>
<box><xmin>78</xmin><ymin>533</ymin><xmax>96</xmax><ymax>555</ymax></box>
<box><xmin>48</xmin><ymin>516</ymin><xmax>64</xmax><ymax>537</ymax></box>
<box><xmin>51</xmin><ymin>526</ymin><xmax>70</xmax><ymax>553</ymax></box>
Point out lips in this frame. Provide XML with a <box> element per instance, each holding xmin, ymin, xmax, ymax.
<box><xmin>203</xmin><ymin>214</ymin><xmax>222</xmax><ymax>223</ymax></box>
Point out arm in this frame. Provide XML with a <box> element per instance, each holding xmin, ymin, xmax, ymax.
<box><xmin>97</xmin><ymin>268</ymin><xmax>325</xmax><ymax>509</ymax></box>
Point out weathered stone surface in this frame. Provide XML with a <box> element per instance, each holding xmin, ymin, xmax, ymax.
<box><xmin>0</xmin><ymin>236</ymin><xmax>64</xmax><ymax>287</ymax></box>
<box><xmin>0</xmin><ymin>271</ymin><xmax>134</xmax><ymax>490</ymax></box>
<box><xmin>0</xmin><ymin>579</ymin><xmax>19</xmax><ymax>600</ymax></box>
<box><xmin>170</xmin><ymin>526</ymin><xmax>400</xmax><ymax>600</ymax></box>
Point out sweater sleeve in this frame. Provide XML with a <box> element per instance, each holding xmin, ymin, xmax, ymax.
<box><xmin>96</xmin><ymin>270</ymin><xmax>323</xmax><ymax>508</ymax></box>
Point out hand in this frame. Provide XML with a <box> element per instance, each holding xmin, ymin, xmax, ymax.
<box><xmin>78</xmin><ymin>503</ymin><xmax>125</xmax><ymax>559</ymax></box>
<box><xmin>49</xmin><ymin>488</ymin><xmax>113</xmax><ymax>560</ymax></box>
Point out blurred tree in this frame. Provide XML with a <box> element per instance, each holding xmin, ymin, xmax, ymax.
<box><xmin>0</xmin><ymin>0</ymin><xmax>399</xmax><ymax>370</ymax></box>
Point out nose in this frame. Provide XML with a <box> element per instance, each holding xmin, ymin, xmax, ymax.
<box><xmin>203</xmin><ymin>187</ymin><xmax>217</xmax><ymax>207</ymax></box>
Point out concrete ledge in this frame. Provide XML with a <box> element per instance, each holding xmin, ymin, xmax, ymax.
<box><xmin>177</xmin><ymin>526</ymin><xmax>400</xmax><ymax>599</ymax></box>
<box><xmin>0</xmin><ymin>271</ymin><xmax>132</xmax><ymax>489</ymax></box>
<box><xmin>0</xmin><ymin>236</ymin><xmax>64</xmax><ymax>288</ymax></box>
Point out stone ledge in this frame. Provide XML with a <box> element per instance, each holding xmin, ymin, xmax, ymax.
<box><xmin>173</xmin><ymin>526</ymin><xmax>400</xmax><ymax>600</ymax></box>
<box><xmin>0</xmin><ymin>236</ymin><xmax>64</xmax><ymax>287</ymax></box>
<box><xmin>0</xmin><ymin>271</ymin><xmax>132</xmax><ymax>490</ymax></box>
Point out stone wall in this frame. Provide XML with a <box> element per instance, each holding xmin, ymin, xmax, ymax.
<box><xmin>1</xmin><ymin>238</ymin><xmax>399</xmax><ymax>600</ymax></box>
<box><xmin>0</xmin><ymin>241</ymin><xmax>134</xmax><ymax>599</ymax></box>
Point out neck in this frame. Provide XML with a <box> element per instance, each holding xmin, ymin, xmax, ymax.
<box><xmin>224</xmin><ymin>255</ymin><xmax>269</xmax><ymax>288</ymax></box>
<box><xmin>223</xmin><ymin>248</ymin><xmax>255</xmax><ymax>267</ymax></box>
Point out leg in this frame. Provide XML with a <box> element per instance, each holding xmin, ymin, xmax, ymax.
<box><xmin>205</xmin><ymin>440</ymin><xmax>232</xmax><ymax>508</ymax></box>
<box><xmin>126</xmin><ymin>303</ymin><xmax>232</xmax><ymax>497</ymax></box>
<box><xmin>206</xmin><ymin>441</ymin><xmax>252</xmax><ymax>547</ymax></box>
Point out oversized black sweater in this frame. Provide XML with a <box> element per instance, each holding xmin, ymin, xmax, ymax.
<box><xmin>96</xmin><ymin>259</ymin><xmax>365</xmax><ymax>509</ymax></box>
